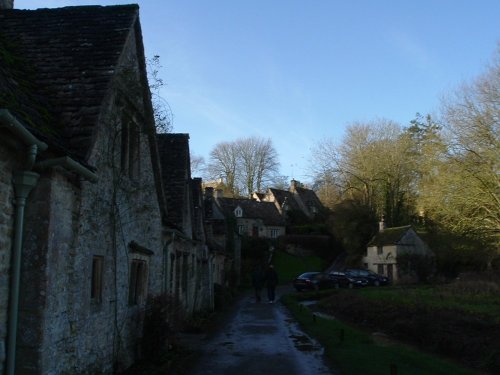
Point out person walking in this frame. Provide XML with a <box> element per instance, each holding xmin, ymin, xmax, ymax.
<box><xmin>251</xmin><ymin>264</ymin><xmax>265</xmax><ymax>303</ymax></box>
<box><xmin>265</xmin><ymin>264</ymin><xmax>278</xmax><ymax>303</ymax></box>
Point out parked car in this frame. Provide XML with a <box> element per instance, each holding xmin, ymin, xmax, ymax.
<box><xmin>344</xmin><ymin>269</ymin><xmax>390</xmax><ymax>286</ymax></box>
<box><xmin>328</xmin><ymin>271</ymin><xmax>368</xmax><ymax>288</ymax></box>
<box><xmin>293</xmin><ymin>272</ymin><xmax>335</xmax><ymax>291</ymax></box>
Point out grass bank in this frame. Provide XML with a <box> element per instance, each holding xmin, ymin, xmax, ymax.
<box><xmin>272</xmin><ymin>250</ymin><xmax>327</xmax><ymax>284</ymax></box>
<box><xmin>282</xmin><ymin>292</ymin><xmax>482</xmax><ymax>375</ymax></box>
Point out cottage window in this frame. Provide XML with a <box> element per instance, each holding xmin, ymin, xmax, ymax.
<box><xmin>270</xmin><ymin>229</ymin><xmax>280</xmax><ymax>238</ymax></box>
<box><xmin>91</xmin><ymin>256</ymin><xmax>103</xmax><ymax>304</ymax></box>
<box><xmin>377</xmin><ymin>246</ymin><xmax>383</xmax><ymax>255</ymax></box>
<box><xmin>238</xmin><ymin>224</ymin><xmax>246</xmax><ymax>234</ymax></box>
<box><xmin>128</xmin><ymin>259</ymin><xmax>147</xmax><ymax>305</ymax></box>
<box><xmin>234</xmin><ymin>207</ymin><xmax>243</xmax><ymax>217</ymax></box>
<box><xmin>377</xmin><ymin>264</ymin><xmax>384</xmax><ymax>275</ymax></box>
<box><xmin>121</xmin><ymin>119</ymin><xmax>140</xmax><ymax>179</ymax></box>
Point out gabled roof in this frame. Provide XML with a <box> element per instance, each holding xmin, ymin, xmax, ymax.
<box><xmin>216</xmin><ymin>198</ymin><xmax>285</xmax><ymax>227</ymax></box>
<box><xmin>294</xmin><ymin>186</ymin><xmax>323</xmax><ymax>210</ymax></box>
<box><xmin>367</xmin><ymin>225</ymin><xmax>413</xmax><ymax>247</ymax></box>
<box><xmin>268</xmin><ymin>188</ymin><xmax>301</xmax><ymax>211</ymax></box>
<box><xmin>157</xmin><ymin>133</ymin><xmax>191</xmax><ymax>229</ymax></box>
<box><xmin>253</xmin><ymin>192</ymin><xmax>265</xmax><ymax>201</ymax></box>
<box><xmin>0</xmin><ymin>5</ymin><xmax>139</xmax><ymax>159</ymax></box>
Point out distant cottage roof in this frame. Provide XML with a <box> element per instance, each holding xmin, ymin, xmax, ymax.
<box><xmin>0</xmin><ymin>5</ymin><xmax>140</xmax><ymax>160</ymax></box>
<box><xmin>217</xmin><ymin>198</ymin><xmax>285</xmax><ymax>227</ymax></box>
<box><xmin>294</xmin><ymin>186</ymin><xmax>323</xmax><ymax>210</ymax></box>
<box><xmin>268</xmin><ymin>188</ymin><xmax>300</xmax><ymax>211</ymax></box>
<box><xmin>157</xmin><ymin>133</ymin><xmax>191</xmax><ymax>229</ymax></box>
<box><xmin>367</xmin><ymin>225</ymin><xmax>412</xmax><ymax>247</ymax></box>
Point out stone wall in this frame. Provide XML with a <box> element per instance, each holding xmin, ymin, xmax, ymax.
<box><xmin>14</xmin><ymin>29</ymin><xmax>164</xmax><ymax>374</ymax></box>
<box><xmin>16</xmin><ymin>120</ymin><xmax>164</xmax><ymax>374</ymax></box>
<box><xmin>0</xmin><ymin>141</ymin><xmax>22</xmax><ymax>375</ymax></box>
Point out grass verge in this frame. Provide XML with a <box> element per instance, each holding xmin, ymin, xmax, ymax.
<box><xmin>281</xmin><ymin>292</ymin><xmax>482</xmax><ymax>375</ymax></box>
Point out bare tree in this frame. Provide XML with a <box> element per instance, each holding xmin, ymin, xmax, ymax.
<box><xmin>206</xmin><ymin>136</ymin><xmax>280</xmax><ymax>197</ymax></box>
<box><xmin>254</xmin><ymin>137</ymin><xmax>280</xmax><ymax>193</ymax></box>
<box><xmin>206</xmin><ymin>141</ymin><xmax>239</xmax><ymax>196</ymax></box>
<box><xmin>190</xmin><ymin>153</ymin><xmax>205</xmax><ymax>177</ymax></box>
<box><xmin>311</xmin><ymin>119</ymin><xmax>417</xmax><ymax>226</ymax></box>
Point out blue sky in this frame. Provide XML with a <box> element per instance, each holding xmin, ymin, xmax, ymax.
<box><xmin>18</xmin><ymin>0</ymin><xmax>500</xmax><ymax>183</ymax></box>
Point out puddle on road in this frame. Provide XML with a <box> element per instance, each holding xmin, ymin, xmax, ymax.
<box><xmin>289</xmin><ymin>334</ymin><xmax>320</xmax><ymax>352</ymax></box>
<box><xmin>219</xmin><ymin>341</ymin><xmax>234</xmax><ymax>348</ymax></box>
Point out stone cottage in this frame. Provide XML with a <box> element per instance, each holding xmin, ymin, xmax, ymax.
<box><xmin>0</xmin><ymin>4</ymin><xmax>178</xmax><ymax>373</ymax></box>
<box><xmin>157</xmin><ymin>133</ymin><xmax>214</xmax><ymax>314</ymax></box>
<box><xmin>362</xmin><ymin>220</ymin><xmax>434</xmax><ymax>282</ymax></box>
<box><xmin>255</xmin><ymin>179</ymin><xmax>325</xmax><ymax>221</ymax></box>
<box><xmin>202</xmin><ymin>188</ymin><xmax>239</xmax><ymax>286</ymax></box>
<box><xmin>216</xmin><ymin>196</ymin><xmax>286</xmax><ymax>240</ymax></box>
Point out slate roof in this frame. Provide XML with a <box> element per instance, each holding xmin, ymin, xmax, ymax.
<box><xmin>367</xmin><ymin>225</ymin><xmax>412</xmax><ymax>247</ymax></box>
<box><xmin>157</xmin><ymin>133</ymin><xmax>191</xmax><ymax>229</ymax></box>
<box><xmin>295</xmin><ymin>186</ymin><xmax>323</xmax><ymax>211</ymax></box>
<box><xmin>0</xmin><ymin>5</ymin><xmax>139</xmax><ymax>160</ymax></box>
<box><xmin>268</xmin><ymin>188</ymin><xmax>301</xmax><ymax>211</ymax></box>
<box><xmin>216</xmin><ymin>198</ymin><xmax>285</xmax><ymax>227</ymax></box>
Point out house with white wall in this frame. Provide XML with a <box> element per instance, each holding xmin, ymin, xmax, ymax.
<box><xmin>363</xmin><ymin>220</ymin><xmax>433</xmax><ymax>282</ymax></box>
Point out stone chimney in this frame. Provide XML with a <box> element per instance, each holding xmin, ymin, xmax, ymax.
<box><xmin>0</xmin><ymin>0</ymin><xmax>14</xmax><ymax>9</ymax></box>
<box><xmin>290</xmin><ymin>179</ymin><xmax>299</xmax><ymax>192</ymax></box>
<box><xmin>379</xmin><ymin>216</ymin><xmax>386</xmax><ymax>232</ymax></box>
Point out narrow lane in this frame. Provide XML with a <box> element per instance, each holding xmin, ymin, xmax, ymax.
<box><xmin>190</xmin><ymin>287</ymin><xmax>336</xmax><ymax>375</ymax></box>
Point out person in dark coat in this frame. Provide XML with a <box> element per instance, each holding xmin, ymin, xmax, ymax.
<box><xmin>251</xmin><ymin>264</ymin><xmax>265</xmax><ymax>302</ymax></box>
<box><xmin>265</xmin><ymin>264</ymin><xmax>279</xmax><ymax>303</ymax></box>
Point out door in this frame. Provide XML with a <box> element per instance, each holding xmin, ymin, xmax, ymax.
<box><xmin>387</xmin><ymin>264</ymin><xmax>393</xmax><ymax>280</ymax></box>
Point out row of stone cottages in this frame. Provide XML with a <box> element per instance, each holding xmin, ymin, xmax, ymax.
<box><xmin>0</xmin><ymin>3</ymin><xmax>241</xmax><ymax>374</ymax></box>
<box><xmin>0</xmin><ymin>3</ymin><xmax>434</xmax><ymax>373</ymax></box>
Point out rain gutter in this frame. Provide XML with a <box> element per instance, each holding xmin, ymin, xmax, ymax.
<box><xmin>35</xmin><ymin>156</ymin><xmax>98</xmax><ymax>183</ymax></box>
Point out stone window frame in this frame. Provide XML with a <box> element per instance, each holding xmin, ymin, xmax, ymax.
<box><xmin>128</xmin><ymin>241</ymin><xmax>153</xmax><ymax>306</ymax></box>
<box><xmin>377</xmin><ymin>264</ymin><xmax>384</xmax><ymax>275</ymax></box>
<box><xmin>377</xmin><ymin>245</ymin><xmax>383</xmax><ymax>255</ymax></box>
<box><xmin>128</xmin><ymin>259</ymin><xmax>147</xmax><ymax>305</ymax></box>
<box><xmin>91</xmin><ymin>255</ymin><xmax>104</xmax><ymax>305</ymax></box>
<box><xmin>234</xmin><ymin>206</ymin><xmax>243</xmax><ymax>218</ymax></box>
<box><xmin>269</xmin><ymin>228</ymin><xmax>280</xmax><ymax>239</ymax></box>
<box><xmin>120</xmin><ymin>111</ymin><xmax>141</xmax><ymax>180</ymax></box>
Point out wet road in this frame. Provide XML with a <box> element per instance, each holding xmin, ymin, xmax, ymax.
<box><xmin>190</xmin><ymin>287</ymin><xmax>336</xmax><ymax>375</ymax></box>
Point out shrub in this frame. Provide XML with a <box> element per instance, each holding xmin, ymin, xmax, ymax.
<box><xmin>142</xmin><ymin>293</ymin><xmax>183</xmax><ymax>361</ymax></box>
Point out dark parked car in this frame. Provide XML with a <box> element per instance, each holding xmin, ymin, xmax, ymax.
<box><xmin>293</xmin><ymin>272</ymin><xmax>335</xmax><ymax>291</ymax></box>
<box><xmin>344</xmin><ymin>269</ymin><xmax>390</xmax><ymax>286</ymax></box>
<box><xmin>328</xmin><ymin>271</ymin><xmax>368</xmax><ymax>288</ymax></box>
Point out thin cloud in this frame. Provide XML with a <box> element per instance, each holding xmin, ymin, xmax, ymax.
<box><xmin>388</xmin><ymin>31</ymin><xmax>433</xmax><ymax>69</ymax></box>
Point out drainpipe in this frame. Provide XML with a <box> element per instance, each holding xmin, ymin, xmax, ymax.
<box><xmin>0</xmin><ymin>109</ymin><xmax>48</xmax><ymax>375</ymax></box>
<box><xmin>6</xmin><ymin>171</ymin><xmax>39</xmax><ymax>375</ymax></box>
<box><xmin>1</xmin><ymin>109</ymin><xmax>97</xmax><ymax>374</ymax></box>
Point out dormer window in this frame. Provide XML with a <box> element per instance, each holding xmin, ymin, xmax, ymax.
<box><xmin>234</xmin><ymin>206</ymin><xmax>243</xmax><ymax>217</ymax></box>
